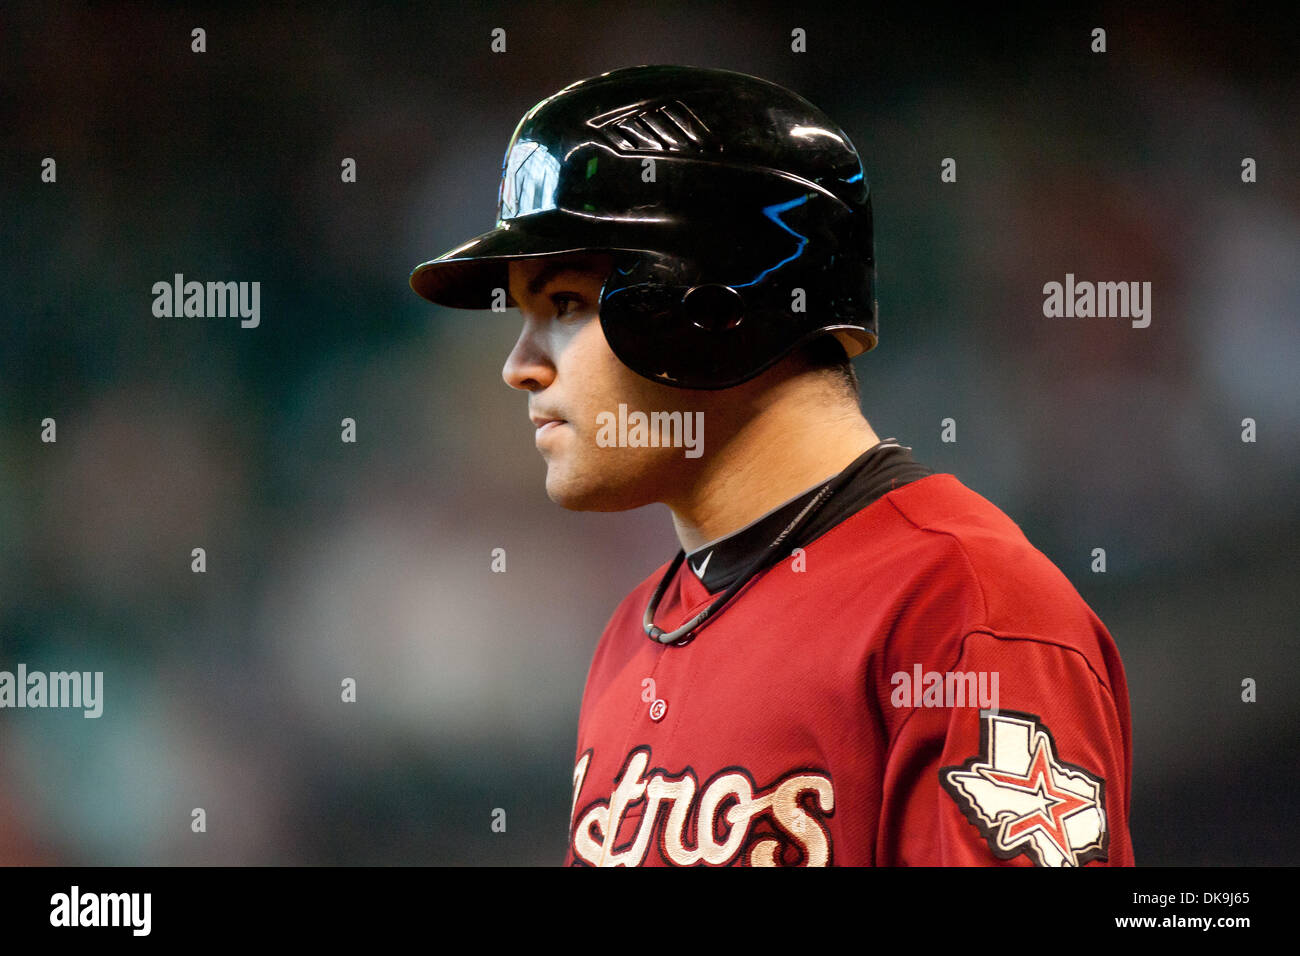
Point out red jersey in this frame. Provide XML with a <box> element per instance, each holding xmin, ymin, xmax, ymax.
<box><xmin>564</xmin><ymin>471</ymin><xmax>1133</xmax><ymax>866</ymax></box>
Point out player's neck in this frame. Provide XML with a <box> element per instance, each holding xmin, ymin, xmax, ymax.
<box><xmin>665</xmin><ymin>390</ymin><xmax>880</xmax><ymax>553</ymax></box>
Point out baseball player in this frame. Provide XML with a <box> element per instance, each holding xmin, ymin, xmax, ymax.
<box><xmin>410</xmin><ymin>65</ymin><xmax>1133</xmax><ymax>867</ymax></box>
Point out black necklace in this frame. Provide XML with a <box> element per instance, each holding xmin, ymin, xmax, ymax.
<box><xmin>642</xmin><ymin>445</ymin><xmax>882</xmax><ymax>646</ymax></box>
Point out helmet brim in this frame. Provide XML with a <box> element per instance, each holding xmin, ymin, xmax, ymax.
<box><xmin>409</xmin><ymin>214</ymin><xmax>638</xmax><ymax>309</ymax></box>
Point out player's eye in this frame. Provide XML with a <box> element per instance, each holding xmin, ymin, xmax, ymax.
<box><xmin>552</xmin><ymin>293</ymin><xmax>585</xmax><ymax>319</ymax></box>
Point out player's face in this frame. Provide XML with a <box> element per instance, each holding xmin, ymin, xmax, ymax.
<box><xmin>503</xmin><ymin>254</ymin><xmax>700</xmax><ymax>511</ymax></box>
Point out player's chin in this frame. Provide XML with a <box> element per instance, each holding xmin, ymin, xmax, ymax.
<box><xmin>544</xmin><ymin>468</ymin><xmax>646</xmax><ymax>513</ymax></box>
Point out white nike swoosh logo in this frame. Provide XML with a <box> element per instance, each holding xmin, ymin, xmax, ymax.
<box><xmin>691</xmin><ymin>551</ymin><xmax>713</xmax><ymax>578</ymax></box>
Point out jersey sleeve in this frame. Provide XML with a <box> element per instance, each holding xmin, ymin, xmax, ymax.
<box><xmin>876</xmin><ymin>630</ymin><xmax>1134</xmax><ymax>866</ymax></box>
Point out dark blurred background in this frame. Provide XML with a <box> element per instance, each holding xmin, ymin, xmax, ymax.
<box><xmin>2</xmin><ymin>2</ymin><xmax>1296</xmax><ymax>865</ymax></box>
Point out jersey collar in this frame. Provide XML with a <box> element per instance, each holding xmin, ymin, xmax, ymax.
<box><xmin>683</xmin><ymin>439</ymin><xmax>932</xmax><ymax>593</ymax></box>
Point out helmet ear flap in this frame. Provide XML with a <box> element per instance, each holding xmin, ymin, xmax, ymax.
<box><xmin>681</xmin><ymin>285</ymin><xmax>745</xmax><ymax>332</ymax></box>
<box><xmin>599</xmin><ymin>248</ymin><xmax>806</xmax><ymax>390</ymax></box>
<box><xmin>599</xmin><ymin>250</ymin><xmax>699</xmax><ymax>386</ymax></box>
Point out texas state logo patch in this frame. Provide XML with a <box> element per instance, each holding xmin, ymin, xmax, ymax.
<box><xmin>940</xmin><ymin>710</ymin><xmax>1108</xmax><ymax>867</ymax></box>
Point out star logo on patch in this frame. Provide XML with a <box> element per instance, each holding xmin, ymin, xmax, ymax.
<box><xmin>941</xmin><ymin>711</ymin><xmax>1108</xmax><ymax>867</ymax></box>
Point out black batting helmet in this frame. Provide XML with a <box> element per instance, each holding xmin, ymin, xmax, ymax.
<box><xmin>410</xmin><ymin>64</ymin><xmax>877</xmax><ymax>390</ymax></box>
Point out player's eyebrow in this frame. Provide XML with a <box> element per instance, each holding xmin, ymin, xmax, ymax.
<box><xmin>507</xmin><ymin>257</ymin><xmax>610</xmax><ymax>306</ymax></box>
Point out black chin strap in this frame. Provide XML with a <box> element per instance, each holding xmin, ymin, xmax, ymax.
<box><xmin>642</xmin><ymin>444</ymin><xmax>884</xmax><ymax>646</ymax></box>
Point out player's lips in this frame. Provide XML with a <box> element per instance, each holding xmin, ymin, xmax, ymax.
<box><xmin>530</xmin><ymin>413</ymin><xmax>568</xmax><ymax>441</ymax></box>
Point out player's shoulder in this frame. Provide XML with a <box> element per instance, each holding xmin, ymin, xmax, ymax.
<box><xmin>868</xmin><ymin>473</ymin><xmax>1110</xmax><ymax>647</ymax></box>
<box><xmin>877</xmin><ymin>472</ymin><xmax>1057</xmax><ymax>560</ymax></box>
<box><xmin>880</xmin><ymin>472</ymin><xmax>1032</xmax><ymax>544</ymax></box>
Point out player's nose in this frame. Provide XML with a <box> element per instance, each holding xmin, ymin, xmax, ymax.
<box><xmin>502</xmin><ymin>317</ymin><xmax>556</xmax><ymax>392</ymax></box>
